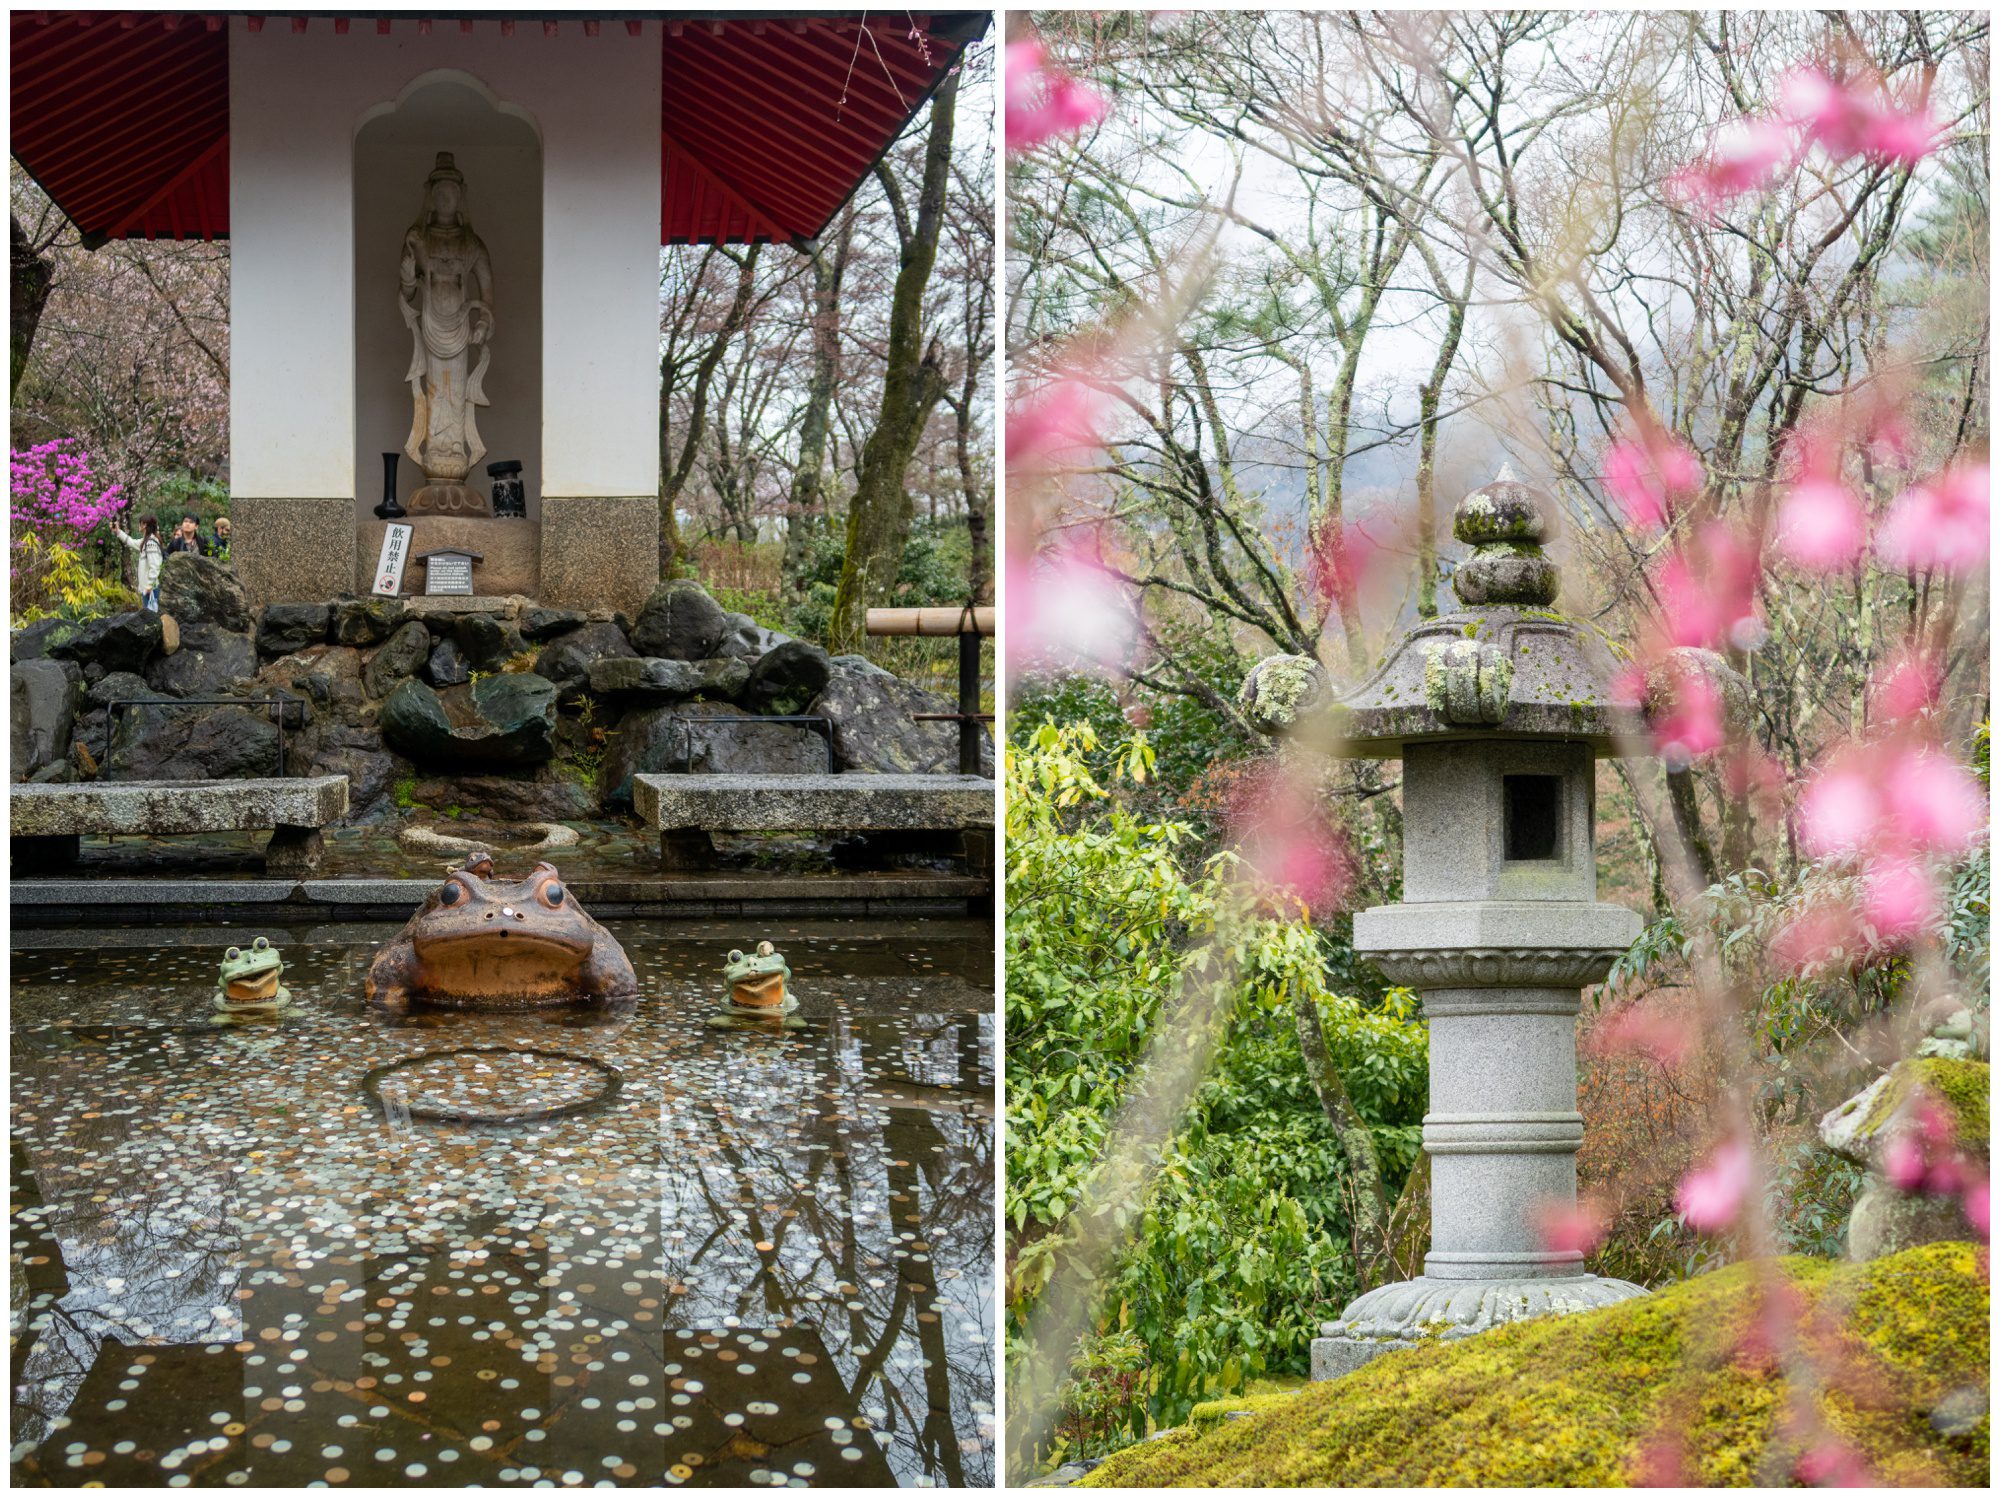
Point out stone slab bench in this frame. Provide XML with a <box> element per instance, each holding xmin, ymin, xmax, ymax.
<box><xmin>10</xmin><ymin>776</ymin><xmax>349</xmax><ymax>875</ymax></box>
<box><xmin>632</xmin><ymin>772</ymin><xmax>994</xmax><ymax>870</ymax></box>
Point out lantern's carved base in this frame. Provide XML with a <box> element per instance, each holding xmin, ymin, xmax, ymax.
<box><xmin>1310</xmin><ymin>1272</ymin><xmax>1647</xmax><ymax>1381</ymax></box>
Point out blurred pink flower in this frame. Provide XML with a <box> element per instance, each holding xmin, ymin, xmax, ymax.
<box><xmin>1795</xmin><ymin>1439</ymin><xmax>1871</xmax><ymax>1487</ymax></box>
<box><xmin>1603</xmin><ymin>434</ymin><xmax>1702</xmax><ymax>531</ymax></box>
<box><xmin>1780</xmin><ymin>68</ymin><xmax>1937</xmax><ymax>168</ymax></box>
<box><xmin>1649</xmin><ymin>664</ymin><xmax>1726</xmax><ymax>767</ymax></box>
<box><xmin>1590</xmin><ymin>1002</ymin><xmax>1692</xmax><ymax>1066</ymax></box>
<box><xmin>1772</xmin><ymin>903</ymin><xmax>1857</xmax><ymax>972</ymax></box>
<box><xmin>1877</xmin><ymin>462</ymin><xmax>1989</xmax><ymax>575</ymax></box>
<box><xmin>1005</xmin><ymin>39</ymin><xmax>1106</xmax><ymax>154</ymax></box>
<box><xmin>1882</xmin><ymin>1130</ymin><xmax>1929</xmax><ymax>1192</ymax></box>
<box><xmin>1775</xmin><ymin>477</ymin><xmax>1867</xmax><ymax>569</ymax></box>
<box><xmin>1668</xmin><ymin>117</ymin><xmax>1795</xmax><ymax>215</ymax></box>
<box><xmin>1964</xmin><ymin>1180</ymin><xmax>1990</xmax><ymax>1239</ymax></box>
<box><xmin>1531</xmin><ymin>1197</ymin><xmax>1609</xmax><ymax>1257</ymax></box>
<box><xmin>1860</xmin><ymin>856</ymin><xmax>1937</xmax><ymax>941</ymax></box>
<box><xmin>1797</xmin><ymin>760</ymin><xmax>1883</xmax><ymax>857</ymax></box>
<box><xmin>1879</xmin><ymin>747</ymin><xmax>1986</xmax><ymax>855</ymax></box>
<box><xmin>1870</xmin><ymin>649</ymin><xmax>1942</xmax><ymax>721</ymax></box>
<box><xmin>1010</xmin><ymin>539</ymin><xmax>1137</xmax><ymax>678</ymax></box>
<box><xmin>1676</xmin><ymin>1137</ymin><xmax>1753</xmax><ymax>1231</ymax></box>
<box><xmin>1226</xmin><ymin>765</ymin><xmax>1353</xmax><ymax>916</ymax></box>
<box><xmin>1657</xmin><ymin>525</ymin><xmax>1762</xmax><ymax>651</ymax></box>
<box><xmin>1009</xmin><ymin>367</ymin><xmax>1114</xmax><ymax>478</ymax></box>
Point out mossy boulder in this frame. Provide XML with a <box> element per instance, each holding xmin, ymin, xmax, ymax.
<box><xmin>1821</xmin><ymin>1058</ymin><xmax>1989</xmax><ymax>1166</ymax></box>
<box><xmin>1080</xmin><ymin>1244</ymin><xmax>1988</xmax><ymax>1487</ymax></box>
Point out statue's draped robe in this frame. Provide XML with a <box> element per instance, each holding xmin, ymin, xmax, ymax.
<box><xmin>400</xmin><ymin>219</ymin><xmax>494</xmax><ymax>483</ymax></box>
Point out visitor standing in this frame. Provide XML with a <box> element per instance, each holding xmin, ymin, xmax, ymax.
<box><xmin>116</xmin><ymin>516</ymin><xmax>166</xmax><ymax>611</ymax></box>
<box><xmin>164</xmin><ymin>514</ymin><xmax>208</xmax><ymax>558</ymax></box>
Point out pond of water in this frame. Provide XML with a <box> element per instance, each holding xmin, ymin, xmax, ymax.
<box><xmin>10</xmin><ymin>920</ymin><xmax>995</xmax><ymax>1488</ymax></box>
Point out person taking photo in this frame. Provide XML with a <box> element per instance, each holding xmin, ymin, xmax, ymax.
<box><xmin>116</xmin><ymin>515</ymin><xmax>166</xmax><ymax>612</ymax></box>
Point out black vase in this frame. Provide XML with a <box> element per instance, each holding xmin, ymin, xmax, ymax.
<box><xmin>374</xmin><ymin>452</ymin><xmax>407</xmax><ymax>520</ymax></box>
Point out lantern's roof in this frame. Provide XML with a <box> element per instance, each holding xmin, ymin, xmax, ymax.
<box><xmin>9</xmin><ymin>11</ymin><xmax>984</xmax><ymax>249</ymax></box>
<box><xmin>1240</xmin><ymin>473</ymin><xmax>1630</xmax><ymax>758</ymax></box>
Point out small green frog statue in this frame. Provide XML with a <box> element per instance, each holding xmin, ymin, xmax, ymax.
<box><xmin>215</xmin><ymin>936</ymin><xmax>292</xmax><ymax>1016</ymax></box>
<box><xmin>723</xmin><ymin>941</ymin><xmax>795</xmax><ymax>1014</ymax></box>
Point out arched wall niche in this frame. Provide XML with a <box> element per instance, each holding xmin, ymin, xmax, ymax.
<box><xmin>352</xmin><ymin>72</ymin><xmax>543</xmax><ymax>523</ymax></box>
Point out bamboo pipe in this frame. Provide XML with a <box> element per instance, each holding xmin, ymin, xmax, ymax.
<box><xmin>864</xmin><ymin>606</ymin><xmax>994</xmax><ymax>637</ymax></box>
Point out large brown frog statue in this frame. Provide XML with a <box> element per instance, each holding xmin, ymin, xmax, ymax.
<box><xmin>365</xmin><ymin>855</ymin><xmax>638</xmax><ymax>1010</ymax></box>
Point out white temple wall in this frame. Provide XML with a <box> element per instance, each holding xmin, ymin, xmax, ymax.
<box><xmin>230</xmin><ymin>19</ymin><xmax>661</xmax><ymax>585</ymax></box>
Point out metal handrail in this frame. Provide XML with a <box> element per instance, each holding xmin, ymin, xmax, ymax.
<box><xmin>104</xmin><ymin>696</ymin><xmax>307</xmax><ymax>780</ymax></box>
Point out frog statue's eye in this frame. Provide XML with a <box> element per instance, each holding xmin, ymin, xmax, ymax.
<box><xmin>253</xmin><ymin>937</ymin><xmax>269</xmax><ymax>951</ymax></box>
<box><xmin>727</xmin><ymin>949</ymin><xmax>744</xmax><ymax>964</ymax></box>
<box><xmin>541</xmin><ymin>881</ymin><xmax>566</xmax><ymax>908</ymax></box>
<box><xmin>438</xmin><ymin>881</ymin><xmax>463</xmax><ymax>907</ymax></box>
<box><xmin>225</xmin><ymin>947</ymin><xmax>241</xmax><ymax>961</ymax></box>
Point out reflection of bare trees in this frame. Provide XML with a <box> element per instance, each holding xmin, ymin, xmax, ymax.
<box><xmin>658</xmin><ymin>1012</ymin><xmax>995</xmax><ymax>1485</ymax></box>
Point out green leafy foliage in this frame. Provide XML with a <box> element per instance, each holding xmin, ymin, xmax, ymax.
<box><xmin>1006</xmin><ymin>721</ymin><xmax>1426</xmax><ymax>1456</ymax></box>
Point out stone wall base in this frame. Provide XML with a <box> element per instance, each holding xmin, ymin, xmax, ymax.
<box><xmin>231</xmin><ymin>497</ymin><xmax>357</xmax><ymax>608</ymax></box>
<box><xmin>539</xmin><ymin>495</ymin><xmax>658</xmax><ymax>618</ymax></box>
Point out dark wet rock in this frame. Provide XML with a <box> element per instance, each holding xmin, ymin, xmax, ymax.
<box><xmin>158</xmin><ymin>552</ymin><xmax>251</xmax><ymax>631</ymax></box>
<box><xmin>259</xmin><ymin>646</ymin><xmax>366</xmax><ymax>719</ymax></box>
<box><xmin>47</xmin><ymin>610</ymin><xmax>163</xmax><ymax>676</ymax></box>
<box><xmin>256</xmin><ymin>602</ymin><xmax>331</xmax><ymax>656</ymax></box>
<box><xmin>741</xmin><ymin>640</ymin><xmax>832</xmax><ymax>716</ymax></box>
<box><xmin>596</xmin><ymin>701</ymin><xmax>827</xmax><ymax>806</ymax></box>
<box><xmin>308</xmin><ymin>724</ymin><xmax>398</xmax><ymax>817</ymax></box>
<box><xmin>83</xmin><ymin>670</ymin><xmax>157</xmax><ymax>710</ymax></box>
<box><xmin>363</xmin><ymin>620</ymin><xmax>435</xmax><ymax>699</ymax></box>
<box><xmin>12</xmin><ymin>659</ymin><xmax>82</xmax><ymax>782</ymax></box>
<box><xmin>629</xmin><ymin>579</ymin><xmax>727</xmax><ymax>660</ymax></box>
<box><xmin>145</xmin><ymin>623</ymin><xmax>258</xmax><ymax>698</ymax></box>
<box><xmin>428</xmin><ymin>636</ymin><xmax>472</xmax><ymax>688</ymax></box>
<box><xmin>452</xmin><ymin>612</ymin><xmax>526</xmax><ymax>674</ymax></box>
<box><xmin>587</xmin><ymin>656</ymin><xmax>705</xmax><ymax>701</ymax></box>
<box><xmin>331</xmin><ymin>595</ymin><xmax>407</xmax><ymax>647</ymax></box>
<box><xmin>521</xmin><ymin>606</ymin><xmax>588</xmax><ymax>642</ymax></box>
<box><xmin>378</xmin><ymin>673</ymin><xmax>559</xmax><ymax>769</ymax></box>
<box><xmin>810</xmin><ymin>659</ymin><xmax>993</xmax><ymax>774</ymax></box>
<box><xmin>534</xmin><ymin>620</ymin><xmax>636</xmax><ymax>691</ymax></box>
<box><xmin>107</xmin><ymin>700</ymin><xmax>283</xmax><ymax>780</ymax></box>
<box><xmin>11</xmin><ymin>617</ymin><xmax>70</xmax><ymax>663</ymax></box>
<box><xmin>409</xmin><ymin>772</ymin><xmax>595</xmax><ymax>822</ymax></box>
<box><xmin>712</xmin><ymin>611</ymin><xmax>794</xmax><ymax>659</ymax></box>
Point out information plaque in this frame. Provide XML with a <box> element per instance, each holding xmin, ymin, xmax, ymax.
<box><xmin>424</xmin><ymin>552</ymin><xmax>476</xmax><ymax>596</ymax></box>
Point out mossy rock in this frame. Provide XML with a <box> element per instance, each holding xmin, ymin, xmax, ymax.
<box><xmin>1824</xmin><ymin>1058</ymin><xmax>1989</xmax><ymax>1164</ymax></box>
<box><xmin>1080</xmin><ymin>1244</ymin><xmax>1988</xmax><ymax>1487</ymax></box>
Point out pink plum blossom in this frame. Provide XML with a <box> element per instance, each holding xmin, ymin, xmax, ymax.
<box><xmin>1860</xmin><ymin>857</ymin><xmax>1937</xmax><ymax>941</ymax></box>
<box><xmin>1009</xmin><ymin>538</ymin><xmax>1137</xmax><ymax>678</ymax></box>
<box><xmin>1795</xmin><ymin>1439</ymin><xmax>1871</xmax><ymax>1487</ymax></box>
<box><xmin>1668</xmin><ymin>117</ymin><xmax>1796</xmax><ymax>216</ymax></box>
<box><xmin>1796</xmin><ymin>760</ymin><xmax>1883</xmax><ymax>857</ymax></box>
<box><xmin>1008</xmin><ymin>366</ymin><xmax>1115</xmax><ymax>477</ymax></box>
<box><xmin>1775</xmin><ymin>477</ymin><xmax>1867</xmax><ymax>569</ymax></box>
<box><xmin>1858</xmin><ymin>105</ymin><xmax>1940</xmax><ymax>167</ymax></box>
<box><xmin>1531</xmin><ymin>1197</ymin><xmax>1609</xmax><ymax>1257</ymax></box>
<box><xmin>1876</xmin><ymin>462</ymin><xmax>1989</xmax><ymax>575</ymax></box>
<box><xmin>1870</xmin><ymin>650</ymin><xmax>1942</xmax><ymax>721</ymax></box>
<box><xmin>1779</xmin><ymin>68</ymin><xmax>1938</xmax><ymax>168</ymax></box>
<box><xmin>1771</xmin><ymin>904</ymin><xmax>1858</xmax><ymax>972</ymax></box>
<box><xmin>1964</xmin><ymin>1180</ymin><xmax>1990</xmax><ymax>1239</ymax></box>
<box><xmin>1589</xmin><ymin>1003</ymin><xmax>1691</xmax><ymax>1067</ymax></box>
<box><xmin>1603</xmin><ymin>433</ymin><xmax>1703</xmax><ymax>531</ymax></box>
<box><xmin>1005</xmin><ymin>40</ymin><xmax>1107</xmax><ymax>154</ymax></box>
<box><xmin>1649</xmin><ymin>663</ymin><xmax>1726</xmax><ymax>767</ymax></box>
<box><xmin>1677</xmin><ymin>1138</ymin><xmax>1753</xmax><ymax>1232</ymax></box>
<box><xmin>1879</xmin><ymin>747</ymin><xmax>1986</xmax><ymax>855</ymax></box>
<box><xmin>1226</xmin><ymin>765</ymin><xmax>1354</xmax><ymax>917</ymax></box>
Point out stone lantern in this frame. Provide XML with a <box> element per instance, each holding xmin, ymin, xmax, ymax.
<box><xmin>1240</xmin><ymin>470</ymin><xmax>1647</xmax><ymax>1379</ymax></box>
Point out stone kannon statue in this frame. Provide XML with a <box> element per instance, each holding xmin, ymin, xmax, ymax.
<box><xmin>400</xmin><ymin>151</ymin><xmax>494</xmax><ymax>514</ymax></box>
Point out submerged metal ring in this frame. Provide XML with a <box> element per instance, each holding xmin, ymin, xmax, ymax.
<box><xmin>359</xmin><ymin>1044</ymin><xmax>623</xmax><ymax>1125</ymax></box>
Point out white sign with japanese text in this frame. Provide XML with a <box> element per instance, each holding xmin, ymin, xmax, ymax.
<box><xmin>373</xmin><ymin>522</ymin><xmax>413</xmax><ymax>596</ymax></box>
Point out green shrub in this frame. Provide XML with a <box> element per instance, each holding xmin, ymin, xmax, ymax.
<box><xmin>1006</xmin><ymin>721</ymin><xmax>1427</xmax><ymax>1457</ymax></box>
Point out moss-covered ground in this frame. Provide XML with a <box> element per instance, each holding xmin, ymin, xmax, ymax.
<box><xmin>1081</xmin><ymin>1242</ymin><xmax>1989</xmax><ymax>1487</ymax></box>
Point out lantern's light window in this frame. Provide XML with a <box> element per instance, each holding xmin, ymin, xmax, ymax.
<box><xmin>1504</xmin><ymin>775</ymin><xmax>1561</xmax><ymax>861</ymax></box>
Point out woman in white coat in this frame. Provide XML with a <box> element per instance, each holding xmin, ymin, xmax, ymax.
<box><xmin>116</xmin><ymin>515</ymin><xmax>166</xmax><ymax>611</ymax></box>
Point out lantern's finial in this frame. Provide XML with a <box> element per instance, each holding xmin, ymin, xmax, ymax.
<box><xmin>1453</xmin><ymin>471</ymin><xmax>1558</xmax><ymax>606</ymax></box>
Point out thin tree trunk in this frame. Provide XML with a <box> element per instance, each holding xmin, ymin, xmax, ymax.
<box><xmin>12</xmin><ymin>217</ymin><xmax>54</xmax><ymax>397</ymax></box>
<box><xmin>660</xmin><ymin>245</ymin><xmax>761</xmax><ymax>577</ymax></box>
<box><xmin>784</xmin><ymin>211</ymin><xmax>856</xmax><ymax>594</ymax></box>
<box><xmin>827</xmin><ymin>73</ymin><xmax>959</xmax><ymax>654</ymax></box>
<box><xmin>1288</xmin><ymin>988</ymin><xmax>1396</xmax><ymax>1286</ymax></box>
<box><xmin>1415</xmin><ymin>265</ymin><xmax>1473</xmax><ymax>618</ymax></box>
